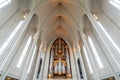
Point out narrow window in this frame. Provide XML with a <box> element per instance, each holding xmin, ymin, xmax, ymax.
<box><xmin>83</xmin><ymin>46</ymin><xmax>93</xmax><ymax>74</ymax></box>
<box><xmin>88</xmin><ymin>36</ymin><xmax>104</xmax><ymax>69</ymax></box>
<box><xmin>0</xmin><ymin>0</ymin><xmax>11</xmax><ymax>8</ymax></box>
<box><xmin>110</xmin><ymin>0</ymin><xmax>120</xmax><ymax>9</ymax></box>
<box><xmin>97</xmin><ymin>22</ymin><xmax>120</xmax><ymax>54</ymax></box>
<box><xmin>37</xmin><ymin>59</ymin><xmax>42</xmax><ymax>79</ymax></box>
<box><xmin>0</xmin><ymin>21</ymin><xmax>24</xmax><ymax>56</ymax></box>
<box><xmin>27</xmin><ymin>46</ymin><xmax>37</xmax><ymax>73</ymax></box>
<box><xmin>16</xmin><ymin>35</ymin><xmax>32</xmax><ymax>68</ymax></box>
<box><xmin>0</xmin><ymin>74</ymin><xmax>1</xmax><ymax>78</ymax></box>
<box><xmin>77</xmin><ymin>58</ymin><xmax>84</xmax><ymax>79</ymax></box>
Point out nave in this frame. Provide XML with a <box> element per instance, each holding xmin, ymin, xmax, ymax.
<box><xmin>0</xmin><ymin>0</ymin><xmax>120</xmax><ymax>80</ymax></box>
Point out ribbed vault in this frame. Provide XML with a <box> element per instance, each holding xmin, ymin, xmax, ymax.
<box><xmin>34</xmin><ymin>0</ymin><xmax>86</xmax><ymax>47</ymax></box>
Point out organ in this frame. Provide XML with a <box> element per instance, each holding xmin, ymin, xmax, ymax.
<box><xmin>48</xmin><ymin>37</ymin><xmax>72</xmax><ymax>79</ymax></box>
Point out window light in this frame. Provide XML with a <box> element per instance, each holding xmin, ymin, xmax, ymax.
<box><xmin>97</xmin><ymin>22</ymin><xmax>120</xmax><ymax>54</ymax></box>
<box><xmin>0</xmin><ymin>0</ymin><xmax>11</xmax><ymax>9</ymax></box>
<box><xmin>110</xmin><ymin>0</ymin><xmax>120</xmax><ymax>9</ymax></box>
<box><xmin>83</xmin><ymin>46</ymin><xmax>93</xmax><ymax>74</ymax></box>
<box><xmin>16</xmin><ymin>36</ymin><xmax>32</xmax><ymax>68</ymax></box>
<box><xmin>0</xmin><ymin>21</ymin><xmax>24</xmax><ymax>56</ymax></box>
<box><xmin>27</xmin><ymin>46</ymin><xmax>37</xmax><ymax>73</ymax></box>
<box><xmin>88</xmin><ymin>36</ymin><xmax>104</xmax><ymax>69</ymax></box>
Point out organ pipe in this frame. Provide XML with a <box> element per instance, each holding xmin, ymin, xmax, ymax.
<box><xmin>58</xmin><ymin>37</ymin><xmax>61</xmax><ymax>50</ymax></box>
<box><xmin>48</xmin><ymin>38</ymin><xmax>72</xmax><ymax>79</ymax></box>
<box><xmin>66</xmin><ymin>47</ymin><xmax>70</xmax><ymax>74</ymax></box>
<box><xmin>55</xmin><ymin>44</ymin><xmax>57</xmax><ymax>55</ymax></box>
<box><xmin>62</xmin><ymin>44</ymin><xmax>64</xmax><ymax>55</ymax></box>
<box><xmin>49</xmin><ymin>48</ymin><xmax>54</xmax><ymax>74</ymax></box>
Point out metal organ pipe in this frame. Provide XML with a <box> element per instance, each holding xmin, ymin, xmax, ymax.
<box><xmin>48</xmin><ymin>38</ymin><xmax>72</xmax><ymax>79</ymax></box>
<box><xmin>49</xmin><ymin>48</ymin><xmax>54</xmax><ymax>74</ymax></box>
<box><xmin>55</xmin><ymin>44</ymin><xmax>57</xmax><ymax>55</ymax></box>
<box><xmin>62</xmin><ymin>62</ymin><xmax>66</xmax><ymax>74</ymax></box>
<box><xmin>58</xmin><ymin>59</ymin><xmax>62</xmax><ymax>75</ymax></box>
<box><xmin>62</xmin><ymin>44</ymin><xmax>64</xmax><ymax>55</ymax></box>
<box><xmin>58</xmin><ymin>38</ymin><xmax>61</xmax><ymax>50</ymax></box>
<box><xmin>54</xmin><ymin>64</ymin><xmax>58</xmax><ymax>74</ymax></box>
<box><xmin>66</xmin><ymin>47</ymin><xmax>70</xmax><ymax>74</ymax></box>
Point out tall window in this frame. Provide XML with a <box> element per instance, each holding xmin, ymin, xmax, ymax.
<box><xmin>27</xmin><ymin>46</ymin><xmax>37</xmax><ymax>73</ymax></box>
<box><xmin>37</xmin><ymin>59</ymin><xmax>42</xmax><ymax>79</ymax></box>
<box><xmin>77</xmin><ymin>58</ymin><xmax>84</xmax><ymax>79</ymax></box>
<box><xmin>110</xmin><ymin>0</ymin><xmax>120</xmax><ymax>9</ymax></box>
<box><xmin>83</xmin><ymin>46</ymin><xmax>93</xmax><ymax>74</ymax></box>
<box><xmin>88</xmin><ymin>36</ymin><xmax>104</xmax><ymax>69</ymax></box>
<box><xmin>0</xmin><ymin>0</ymin><xmax>11</xmax><ymax>8</ymax></box>
<box><xmin>97</xmin><ymin>22</ymin><xmax>120</xmax><ymax>54</ymax></box>
<box><xmin>16</xmin><ymin>35</ymin><xmax>32</xmax><ymax>68</ymax></box>
<box><xmin>0</xmin><ymin>21</ymin><xmax>24</xmax><ymax>56</ymax></box>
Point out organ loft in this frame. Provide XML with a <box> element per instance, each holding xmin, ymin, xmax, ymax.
<box><xmin>48</xmin><ymin>38</ymin><xmax>72</xmax><ymax>79</ymax></box>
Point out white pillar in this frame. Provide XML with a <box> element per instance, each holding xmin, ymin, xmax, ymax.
<box><xmin>32</xmin><ymin>42</ymin><xmax>42</xmax><ymax>80</ymax></box>
<box><xmin>20</xmin><ymin>35</ymin><xmax>38</xmax><ymax>80</ymax></box>
<box><xmin>83</xmin><ymin>37</ymin><xmax>100</xmax><ymax>80</ymax></box>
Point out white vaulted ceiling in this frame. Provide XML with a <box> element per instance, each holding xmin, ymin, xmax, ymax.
<box><xmin>22</xmin><ymin>0</ymin><xmax>100</xmax><ymax>47</ymax></box>
<box><xmin>34</xmin><ymin>0</ymin><xmax>84</xmax><ymax>46</ymax></box>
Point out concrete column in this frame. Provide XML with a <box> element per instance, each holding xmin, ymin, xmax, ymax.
<box><xmin>0</xmin><ymin>13</ymin><xmax>33</xmax><ymax>71</ymax></box>
<box><xmin>41</xmin><ymin>48</ymin><xmax>50</xmax><ymax>80</ymax></box>
<box><xmin>86</xmin><ymin>12</ymin><xmax>120</xmax><ymax>80</ymax></box>
<box><xmin>72</xmin><ymin>46</ymin><xmax>81</xmax><ymax>80</ymax></box>
<box><xmin>69</xmin><ymin>48</ymin><xmax>78</xmax><ymax>80</ymax></box>
<box><xmin>32</xmin><ymin>43</ymin><xmax>42</xmax><ymax>80</ymax></box>
<box><xmin>20</xmin><ymin>35</ymin><xmax>38</xmax><ymax>80</ymax></box>
<box><xmin>83</xmin><ymin>36</ymin><xmax>100</xmax><ymax>80</ymax></box>
<box><xmin>78</xmin><ymin>49</ymin><xmax>88</xmax><ymax>80</ymax></box>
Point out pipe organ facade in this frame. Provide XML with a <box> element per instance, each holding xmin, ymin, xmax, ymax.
<box><xmin>48</xmin><ymin>38</ymin><xmax>72</xmax><ymax>79</ymax></box>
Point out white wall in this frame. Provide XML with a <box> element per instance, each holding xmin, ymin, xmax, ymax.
<box><xmin>0</xmin><ymin>0</ymin><xmax>19</xmax><ymax>28</ymax></box>
<box><xmin>102</xmin><ymin>0</ymin><xmax>120</xmax><ymax>28</ymax></box>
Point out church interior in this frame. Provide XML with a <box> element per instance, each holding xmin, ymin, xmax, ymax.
<box><xmin>0</xmin><ymin>0</ymin><xmax>120</xmax><ymax>80</ymax></box>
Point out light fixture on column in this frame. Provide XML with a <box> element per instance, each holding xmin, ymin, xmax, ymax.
<box><xmin>44</xmin><ymin>42</ymin><xmax>46</xmax><ymax>52</ymax></box>
<box><xmin>23</xmin><ymin>13</ymin><xmax>28</xmax><ymax>19</ymax></box>
<box><xmin>82</xmin><ymin>32</ymin><xmax>86</xmax><ymax>38</ymax></box>
<box><xmin>93</xmin><ymin>14</ymin><xmax>98</xmax><ymax>20</ymax></box>
<box><xmin>33</xmin><ymin>33</ymin><xmax>37</xmax><ymax>39</ymax></box>
<box><xmin>22</xmin><ymin>9</ymin><xmax>30</xmax><ymax>20</ymax></box>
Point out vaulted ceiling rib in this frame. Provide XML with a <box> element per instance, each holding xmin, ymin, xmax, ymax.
<box><xmin>33</xmin><ymin>0</ymin><xmax>85</xmax><ymax>46</ymax></box>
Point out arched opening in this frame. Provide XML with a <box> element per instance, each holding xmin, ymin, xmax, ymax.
<box><xmin>48</xmin><ymin>37</ymin><xmax>72</xmax><ymax>79</ymax></box>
